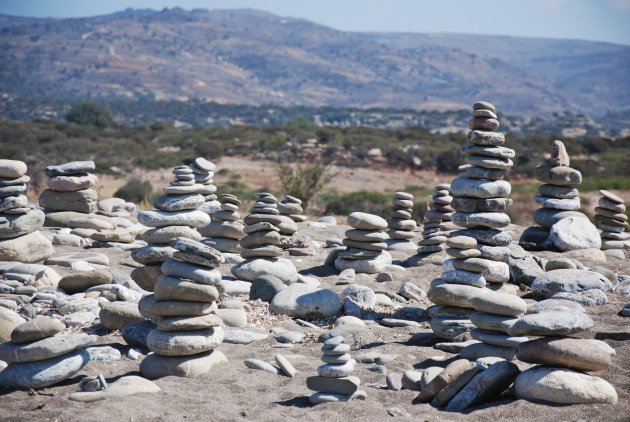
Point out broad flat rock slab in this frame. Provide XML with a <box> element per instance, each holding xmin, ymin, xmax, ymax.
<box><xmin>140</xmin><ymin>350</ymin><xmax>227</xmax><ymax>379</ymax></box>
<box><xmin>68</xmin><ymin>375</ymin><xmax>161</xmax><ymax>402</ymax></box>
<box><xmin>531</xmin><ymin>269</ymin><xmax>613</xmax><ymax>299</ymax></box>
<box><xmin>0</xmin><ymin>333</ymin><xmax>96</xmax><ymax>363</ymax></box>
<box><xmin>0</xmin><ymin>349</ymin><xmax>90</xmax><ymax>389</ymax></box>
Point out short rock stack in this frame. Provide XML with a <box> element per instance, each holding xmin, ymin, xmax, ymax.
<box><xmin>335</xmin><ymin>212</ymin><xmax>392</xmax><ymax>274</ymax></box>
<box><xmin>417</xmin><ymin>184</ymin><xmax>454</xmax><ymax>255</ymax></box>
<box><xmin>39</xmin><ymin>161</ymin><xmax>98</xmax><ymax>214</ymax></box>
<box><xmin>231</xmin><ymin>193</ymin><xmax>298</xmax><ymax>284</ymax></box>
<box><xmin>186</xmin><ymin>157</ymin><xmax>221</xmax><ymax>216</ymax></box>
<box><xmin>595</xmin><ymin>190</ymin><xmax>629</xmax><ymax>258</ymax></box>
<box><xmin>306</xmin><ymin>334</ymin><xmax>364</xmax><ymax>404</ymax></box>
<box><xmin>386</xmin><ymin>192</ymin><xmax>417</xmax><ymax>251</ymax></box>
<box><xmin>0</xmin><ymin>316</ymin><xmax>95</xmax><ymax>389</ymax></box>
<box><xmin>139</xmin><ymin>237</ymin><xmax>225</xmax><ymax>379</ymax></box>
<box><xmin>132</xmin><ymin>167</ymin><xmax>210</xmax><ymax>291</ymax></box>
<box><xmin>0</xmin><ymin>159</ymin><xmax>54</xmax><ymax>262</ymax></box>
<box><xmin>199</xmin><ymin>194</ymin><xmax>245</xmax><ymax>253</ymax></box>
<box><xmin>279</xmin><ymin>195</ymin><xmax>307</xmax><ymax>222</ymax></box>
<box><xmin>449</xmin><ymin>102</ymin><xmax>513</xmax><ymax>285</ymax></box>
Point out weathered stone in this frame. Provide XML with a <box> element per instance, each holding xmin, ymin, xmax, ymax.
<box><xmin>508</xmin><ymin>311</ymin><xmax>593</xmax><ymax>336</ymax></box>
<box><xmin>0</xmin><ymin>333</ymin><xmax>96</xmax><ymax>363</ymax></box>
<box><xmin>0</xmin><ymin>349</ymin><xmax>90</xmax><ymax>389</ymax></box>
<box><xmin>550</xmin><ymin>217</ymin><xmax>601</xmax><ymax>251</ymax></box>
<box><xmin>140</xmin><ymin>350</ymin><xmax>227</xmax><ymax>379</ymax></box>
<box><xmin>39</xmin><ymin>189</ymin><xmax>98</xmax><ymax>213</ymax></box>
<box><xmin>146</xmin><ymin>326</ymin><xmax>224</xmax><ymax>356</ymax></box>
<box><xmin>10</xmin><ymin>316</ymin><xmax>65</xmax><ymax>344</ymax></box>
<box><xmin>270</xmin><ymin>283</ymin><xmax>342</xmax><ymax>319</ymax></box>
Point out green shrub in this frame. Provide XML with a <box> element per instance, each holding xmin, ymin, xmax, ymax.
<box><xmin>274</xmin><ymin>161</ymin><xmax>338</xmax><ymax>209</ymax></box>
<box><xmin>65</xmin><ymin>102</ymin><xmax>115</xmax><ymax>128</ymax></box>
<box><xmin>114</xmin><ymin>179</ymin><xmax>154</xmax><ymax>204</ymax></box>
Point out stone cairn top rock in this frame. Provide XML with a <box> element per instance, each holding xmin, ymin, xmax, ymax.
<box><xmin>39</xmin><ymin>161</ymin><xmax>98</xmax><ymax>214</ymax></box>
<box><xmin>595</xmin><ymin>190</ymin><xmax>628</xmax><ymax>259</ymax></box>
<box><xmin>199</xmin><ymin>194</ymin><xmax>245</xmax><ymax>254</ymax></box>
<box><xmin>386</xmin><ymin>192</ymin><xmax>417</xmax><ymax>251</ymax></box>
<box><xmin>0</xmin><ymin>159</ymin><xmax>54</xmax><ymax>263</ymax></box>
<box><xmin>306</xmin><ymin>334</ymin><xmax>365</xmax><ymax>404</ymax></box>
<box><xmin>279</xmin><ymin>195</ymin><xmax>307</xmax><ymax>222</ymax></box>
<box><xmin>417</xmin><ymin>184</ymin><xmax>454</xmax><ymax>256</ymax></box>
<box><xmin>334</xmin><ymin>212</ymin><xmax>392</xmax><ymax>274</ymax></box>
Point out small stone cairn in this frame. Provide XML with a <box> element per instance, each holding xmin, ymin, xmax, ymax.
<box><xmin>306</xmin><ymin>334</ymin><xmax>364</xmax><ymax>404</ymax></box>
<box><xmin>139</xmin><ymin>237</ymin><xmax>225</xmax><ymax>379</ymax></box>
<box><xmin>0</xmin><ymin>316</ymin><xmax>95</xmax><ymax>389</ymax></box>
<box><xmin>0</xmin><ymin>159</ymin><xmax>54</xmax><ymax>262</ymax></box>
<box><xmin>186</xmin><ymin>157</ymin><xmax>221</xmax><ymax>216</ymax></box>
<box><xmin>595</xmin><ymin>190</ymin><xmax>628</xmax><ymax>258</ymax></box>
<box><xmin>199</xmin><ymin>194</ymin><xmax>245</xmax><ymax>253</ymax></box>
<box><xmin>39</xmin><ymin>161</ymin><xmax>98</xmax><ymax>214</ymax></box>
<box><xmin>279</xmin><ymin>195</ymin><xmax>307</xmax><ymax>222</ymax></box>
<box><xmin>335</xmin><ymin>212</ymin><xmax>392</xmax><ymax>274</ymax></box>
<box><xmin>449</xmin><ymin>101</ymin><xmax>513</xmax><ymax>285</ymax></box>
<box><xmin>417</xmin><ymin>184</ymin><xmax>454</xmax><ymax>255</ymax></box>
<box><xmin>131</xmin><ymin>165</ymin><xmax>210</xmax><ymax>291</ymax></box>
<box><xmin>386</xmin><ymin>191</ymin><xmax>417</xmax><ymax>251</ymax></box>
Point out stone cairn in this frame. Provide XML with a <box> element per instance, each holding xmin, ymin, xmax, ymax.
<box><xmin>139</xmin><ymin>237</ymin><xmax>225</xmax><ymax>379</ymax></box>
<box><xmin>131</xmin><ymin>165</ymin><xmax>211</xmax><ymax>292</ymax></box>
<box><xmin>386</xmin><ymin>192</ymin><xmax>417</xmax><ymax>251</ymax></box>
<box><xmin>199</xmin><ymin>194</ymin><xmax>245</xmax><ymax>254</ymax></box>
<box><xmin>279</xmin><ymin>195</ymin><xmax>307</xmax><ymax>222</ymax></box>
<box><xmin>595</xmin><ymin>190</ymin><xmax>628</xmax><ymax>258</ymax></box>
<box><xmin>186</xmin><ymin>157</ymin><xmax>221</xmax><ymax>216</ymax></box>
<box><xmin>520</xmin><ymin>140</ymin><xmax>586</xmax><ymax>250</ymax></box>
<box><xmin>0</xmin><ymin>160</ymin><xmax>54</xmax><ymax>262</ymax></box>
<box><xmin>306</xmin><ymin>334</ymin><xmax>364</xmax><ymax>404</ymax></box>
<box><xmin>0</xmin><ymin>316</ymin><xmax>95</xmax><ymax>389</ymax></box>
<box><xmin>39</xmin><ymin>161</ymin><xmax>98</xmax><ymax>214</ymax></box>
<box><xmin>335</xmin><ymin>212</ymin><xmax>392</xmax><ymax>274</ymax></box>
<box><xmin>417</xmin><ymin>184</ymin><xmax>454</xmax><ymax>255</ymax></box>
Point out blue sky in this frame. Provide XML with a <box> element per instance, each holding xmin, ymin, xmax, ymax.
<box><xmin>1</xmin><ymin>0</ymin><xmax>630</xmax><ymax>45</ymax></box>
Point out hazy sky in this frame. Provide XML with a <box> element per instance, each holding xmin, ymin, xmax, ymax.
<box><xmin>1</xmin><ymin>0</ymin><xmax>630</xmax><ymax>45</ymax></box>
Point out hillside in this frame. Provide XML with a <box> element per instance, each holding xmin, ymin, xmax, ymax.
<box><xmin>0</xmin><ymin>8</ymin><xmax>628</xmax><ymax>116</ymax></box>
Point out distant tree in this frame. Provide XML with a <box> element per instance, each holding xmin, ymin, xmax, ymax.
<box><xmin>65</xmin><ymin>102</ymin><xmax>115</xmax><ymax>128</ymax></box>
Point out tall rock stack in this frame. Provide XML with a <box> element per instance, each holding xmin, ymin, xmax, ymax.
<box><xmin>231</xmin><ymin>193</ymin><xmax>299</xmax><ymax>284</ymax></box>
<box><xmin>131</xmin><ymin>166</ymin><xmax>210</xmax><ymax>291</ymax></box>
<box><xmin>279</xmin><ymin>195</ymin><xmax>307</xmax><ymax>222</ymax></box>
<box><xmin>306</xmin><ymin>334</ymin><xmax>364</xmax><ymax>404</ymax></box>
<box><xmin>199</xmin><ymin>194</ymin><xmax>245</xmax><ymax>254</ymax></box>
<box><xmin>595</xmin><ymin>190</ymin><xmax>629</xmax><ymax>258</ymax></box>
<box><xmin>39</xmin><ymin>161</ymin><xmax>98</xmax><ymax>214</ymax></box>
<box><xmin>187</xmin><ymin>157</ymin><xmax>221</xmax><ymax>216</ymax></box>
<box><xmin>386</xmin><ymin>192</ymin><xmax>417</xmax><ymax>251</ymax></box>
<box><xmin>335</xmin><ymin>212</ymin><xmax>392</xmax><ymax>274</ymax></box>
<box><xmin>417</xmin><ymin>184</ymin><xmax>454</xmax><ymax>255</ymax></box>
<box><xmin>0</xmin><ymin>160</ymin><xmax>54</xmax><ymax>262</ymax></box>
<box><xmin>449</xmin><ymin>102</ymin><xmax>513</xmax><ymax>286</ymax></box>
<box><xmin>139</xmin><ymin>237</ymin><xmax>225</xmax><ymax>379</ymax></box>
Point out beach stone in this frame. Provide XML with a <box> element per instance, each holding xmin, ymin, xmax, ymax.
<box><xmin>63</xmin><ymin>311</ymin><xmax>96</xmax><ymax>328</ymax></box>
<box><xmin>531</xmin><ymin>269</ymin><xmax>613</xmax><ymax>298</ymax></box>
<box><xmin>416</xmin><ymin>359</ymin><xmax>472</xmax><ymax>402</ymax></box>
<box><xmin>553</xmin><ymin>289</ymin><xmax>608</xmax><ymax>306</ymax></box>
<box><xmin>451</xmin><ymin>197</ymin><xmax>512</xmax><ymax>213</ymax></box>
<box><xmin>341</xmin><ymin>284</ymin><xmax>376</xmax><ymax>309</ymax></box>
<box><xmin>0</xmin><ymin>195</ymin><xmax>28</xmax><ymax>213</ymax></box>
<box><xmin>58</xmin><ymin>269</ymin><xmax>112</xmax><ymax>294</ymax></box>
<box><xmin>551</xmin><ymin>140</ymin><xmax>570</xmax><ymax>166</ymax></box>
<box><xmin>535</xmin><ymin>164</ymin><xmax>582</xmax><ymax>187</ymax></box>
<box><xmin>428</xmin><ymin>280</ymin><xmax>486</xmax><ymax>308</ymax></box>
<box><xmin>69</xmin><ymin>375</ymin><xmax>160</xmax><ymax>402</ymax></box>
<box><xmin>270</xmin><ymin>284</ymin><xmax>341</xmax><ymax>319</ymax></box>
<box><xmin>143</xmin><ymin>226</ymin><xmax>202</xmax><ymax>244</ymax></box>
<box><xmin>231</xmin><ymin>257</ymin><xmax>298</xmax><ymax>284</ymax></box>
<box><xmin>275</xmin><ymin>354</ymin><xmax>297</xmax><ymax>377</ymax></box>
<box><xmin>460</xmin><ymin>343</ymin><xmax>517</xmax><ymax>360</ymax></box>
<box><xmin>533</xmin><ymin>208</ymin><xmax>585</xmax><ymax>228</ymax></box>
<box><xmin>130</xmin><ymin>265</ymin><xmax>162</xmax><ymax>291</ymax></box>
<box><xmin>472</xmin><ymin>292</ymin><xmax>527</xmax><ymax>316</ymax></box>
<box><xmin>154</xmin><ymin>275</ymin><xmax>219</xmax><ymax>302</ymax></box>
<box><xmin>39</xmin><ymin>189</ymin><xmax>98</xmax><ymax>213</ymax></box>
<box><xmin>46</xmin><ymin>251</ymin><xmax>109</xmax><ymax>267</ymax></box>
<box><xmin>274</xmin><ymin>331</ymin><xmax>305</xmax><ymax>344</ymax></box>
<box><xmin>347</xmin><ymin>212</ymin><xmax>387</xmax><ymax>230</ymax></box>
<box><xmin>250</xmin><ymin>275</ymin><xmax>286</xmax><ymax>302</ymax></box>
<box><xmin>0</xmin><ymin>349</ymin><xmax>90</xmax><ymax>389</ymax></box>
<box><xmin>0</xmin><ymin>160</ymin><xmax>27</xmax><ymax>178</ymax></box>
<box><xmin>121</xmin><ymin>320</ymin><xmax>155</xmax><ymax>348</ymax></box>
<box><xmin>0</xmin><ymin>231</ymin><xmax>54</xmax><ymax>263</ymax></box>
<box><xmin>318</xmin><ymin>359</ymin><xmax>356</xmax><ymax>378</ymax></box>
<box><xmin>442</xmin><ymin>270</ymin><xmax>486</xmax><ymax>287</ymax></box>
<box><xmin>0</xmin><ymin>333</ymin><xmax>96</xmax><ymax>363</ymax></box>
<box><xmin>47</xmin><ymin>174</ymin><xmax>98</xmax><ymax>192</ymax></box>
<box><xmin>90</xmin><ymin>228</ymin><xmax>135</xmax><ymax>243</ymax></box>
<box><xmin>223</xmin><ymin>329</ymin><xmax>268</xmax><ymax>344</ymax></box>
<box><xmin>538</xmin><ymin>184</ymin><xmax>579</xmax><ymax>199</ymax></box>
<box><xmin>451</xmin><ymin>228</ymin><xmax>512</xmax><ymax>247</ymax></box>
<box><xmin>146</xmin><ymin>326</ymin><xmax>224</xmax><ymax>356</ymax></box>
<box><xmin>0</xmin><ymin>307</ymin><xmax>27</xmax><ymax>342</ymax></box>
<box><xmin>468</xmin><ymin>129</ymin><xmax>504</xmax><ymax>145</ymax></box>
<box><xmin>161</xmin><ymin>259</ymin><xmax>221</xmax><ymax>285</ymax></box>
<box><xmin>132</xmin><ymin>245</ymin><xmax>176</xmax><ymax>265</ymax></box>
<box><xmin>450</xmin><ymin>178</ymin><xmax>511</xmax><ymax>199</ymax></box>
<box><xmin>0</xmin><ymin>209</ymin><xmax>45</xmax><ymax>239</ymax></box>
<box><xmin>153</xmin><ymin>194</ymin><xmax>205</xmax><ymax>212</ymax></box>
<box><xmin>550</xmin><ymin>217</ymin><xmax>601</xmax><ymax>251</ymax></box>
<box><xmin>514</xmin><ymin>367</ymin><xmax>617</xmax><ymax>404</ymax></box>
<box><xmin>306</xmin><ymin>375</ymin><xmax>360</xmax><ymax>395</ymax></box>
<box><xmin>534</xmin><ymin>195</ymin><xmax>580</xmax><ymax>211</ymax></box>
<box><xmin>10</xmin><ymin>316</ymin><xmax>65</xmax><ymax>344</ymax></box>
<box><xmin>508</xmin><ymin>311</ymin><xmax>593</xmax><ymax>336</ymax></box>
<box><xmin>45</xmin><ymin>161</ymin><xmax>94</xmax><ymax>177</ymax></box>
<box><xmin>138</xmin><ymin>209</ymin><xmax>210</xmax><ymax>228</ymax></box>
<box><xmin>335</xmin><ymin>251</ymin><xmax>392</xmax><ymax>274</ymax></box>
<box><xmin>157</xmin><ymin>313</ymin><xmax>223</xmax><ymax>332</ymax></box>
<box><xmin>470</xmin><ymin>312</ymin><xmax>518</xmax><ymax>334</ymax></box>
<box><xmin>517</xmin><ymin>337</ymin><xmax>614</xmax><ymax>371</ymax></box>
<box><xmin>244</xmin><ymin>358</ymin><xmax>280</xmax><ymax>375</ymax></box>
<box><xmin>470</xmin><ymin>329</ymin><xmax>528</xmax><ymax>348</ymax></box>
<box><xmin>99</xmin><ymin>302</ymin><xmax>144</xmax><ymax>331</ymax></box>
<box><xmin>171</xmin><ymin>237</ymin><xmax>223</xmax><ymax>265</ymax></box>
<box><xmin>215</xmin><ymin>308</ymin><xmax>247</xmax><ymax>328</ymax></box>
<box><xmin>140</xmin><ymin>350</ymin><xmax>227</xmax><ymax>379</ymax></box>
<box><xmin>527</xmin><ymin>299</ymin><xmax>585</xmax><ymax>314</ymax></box>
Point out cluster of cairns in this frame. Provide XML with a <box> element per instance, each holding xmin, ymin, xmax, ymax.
<box><xmin>595</xmin><ymin>190</ymin><xmax>628</xmax><ymax>259</ymax></box>
<box><xmin>0</xmin><ymin>316</ymin><xmax>95</xmax><ymax>388</ymax></box>
<box><xmin>278</xmin><ymin>195</ymin><xmax>307</xmax><ymax>222</ymax></box>
<box><xmin>417</xmin><ymin>184</ymin><xmax>455</xmax><ymax>255</ymax></box>
<box><xmin>139</xmin><ymin>237</ymin><xmax>225</xmax><ymax>379</ymax></box>
<box><xmin>40</xmin><ymin>161</ymin><xmax>98</xmax><ymax>214</ymax></box>
<box><xmin>306</xmin><ymin>334</ymin><xmax>365</xmax><ymax>404</ymax></box>
<box><xmin>521</xmin><ymin>140</ymin><xmax>600</xmax><ymax>251</ymax></box>
<box><xmin>335</xmin><ymin>212</ymin><xmax>392</xmax><ymax>274</ymax></box>
<box><xmin>200</xmin><ymin>194</ymin><xmax>245</xmax><ymax>254</ymax></box>
<box><xmin>385</xmin><ymin>192</ymin><xmax>417</xmax><ymax>251</ymax></box>
<box><xmin>131</xmin><ymin>163</ymin><xmax>211</xmax><ymax>291</ymax></box>
<box><xmin>0</xmin><ymin>160</ymin><xmax>54</xmax><ymax>262</ymax></box>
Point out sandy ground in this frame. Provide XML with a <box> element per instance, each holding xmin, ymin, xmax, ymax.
<box><xmin>1</xmin><ymin>220</ymin><xmax>629</xmax><ymax>422</ymax></box>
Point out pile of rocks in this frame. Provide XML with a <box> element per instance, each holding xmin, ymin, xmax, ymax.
<box><xmin>335</xmin><ymin>212</ymin><xmax>392</xmax><ymax>274</ymax></box>
<box><xmin>520</xmin><ymin>140</ymin><xmax>600</xmax><ymax>251</ymax></box>
<box><xmin>306</xmin><ymin>334</ymin><xmax>364</xmax><ymax>404</ymax></box>
<box><xmin>417</xmin><ymin>184</ymin><xmax>454</xmax><ymax>255</ymax></box>
<box><xmin>131</xmin><ymin>166</ymin><xmax>210</xmax><ymax>291</ymax></box>
<box><xmin>0</xmin><ymin>159</ymin><xmax>54</xmax><ymax>262</ymax></box>
<box><xmin>39</xmin><ymin>161</ymin><xmax>98</xmax><ymax>214</ymax></box>
<box><xmin>0</xmin><ymin>316</ymin><xmax>95</xmax><ymax>388</ymax></box>
<box><xmin>595</xmin><ymin>190</ymin><xmax>628</xmax><ymax>259</ymax></box>
<box><xmin>186</xmin><ymin>157</ymin><xmax>221</xmax><ymax>216</ymax></box>
<box><xmin>200</xmin><ymin>194</ymin><xmax>245</xmax><ymax>254</ymax></box>
<box><xmin>386</xmin><ymin>192</ymin><xmax>417</xmax><ymax>251</ymax></box>
<box><xmin>139</xmin><ymin>237</ymin><xmax>225</xmax><ymax>379</ymax></box>
<box><xmin>231</xmin><ymin>193</ymin><xmax>298</xmax><ymax>284</ymax></box>
<box><xmin>449</xmin><ymin>102</ymin><xmax>513</xmax><ymax>285</ymax></box>
<box><xmin>279</xmin><ymin>195</ymin><xmax>307</xmax><ymax>222</ymax></box>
